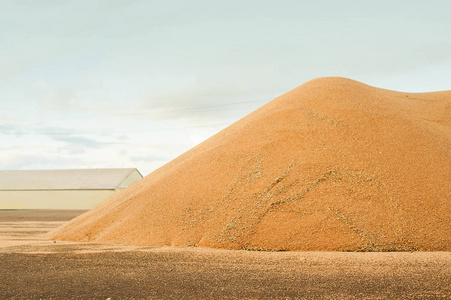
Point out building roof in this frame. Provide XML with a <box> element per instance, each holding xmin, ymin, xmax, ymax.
<box><xmin>0</xmin><ymin>168</ymin><xmax>142</xmax><ymax>191</ymax></box>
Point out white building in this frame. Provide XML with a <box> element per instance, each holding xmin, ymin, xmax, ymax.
<box><xmin>0</xmin><ymin>168</ymin><xmax>143</xmax><ymax>209</ymax></box>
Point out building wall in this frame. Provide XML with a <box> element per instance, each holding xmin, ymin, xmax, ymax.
<box><xmin>0</xmin><ymin>190</ymin><xmax>117</xmax><ymax>210</ymax></box>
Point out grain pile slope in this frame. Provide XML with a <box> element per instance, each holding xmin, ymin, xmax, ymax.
<box><xmin>51</xmin><ymin>77</ymin><xmax>451</xmax><ymax>251</ymax></box>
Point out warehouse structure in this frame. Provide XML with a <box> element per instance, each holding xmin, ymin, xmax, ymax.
<box><xmin>0</xmin><ymin>168</ymin><xmax>143</xmax><ymax>209</ymax></box>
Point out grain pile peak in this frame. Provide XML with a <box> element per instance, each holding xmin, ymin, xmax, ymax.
<box><xmin>51</xmin><ymin>77</ymin><xmax>451</xmax><ymax>251</ymax></box>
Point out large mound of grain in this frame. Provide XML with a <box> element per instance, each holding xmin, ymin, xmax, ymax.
<box><xmin>51</xmin><ymin>77</ymin><xmax>451</xmax><ymax>251</ymax></box>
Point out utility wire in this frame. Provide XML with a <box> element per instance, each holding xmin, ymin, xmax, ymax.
<box><xmin>0</xmin><ymin>122</ymin><xmax>232</xmax><ymax>136</ymax></box>
<box><xmin>38</xmin><ymin>99</ymin><xmax>267</xmax><ymax>120</ymax></box>
<box><xmin>1</xmin><ymin>98</ymin><xmax>267</xmax><ymax>136</ymax></box>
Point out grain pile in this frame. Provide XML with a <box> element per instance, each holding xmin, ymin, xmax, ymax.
<box><xmin>51</xmin><ymin>77</ymin><xmax>451</xmax><ymax>251</ymax></box>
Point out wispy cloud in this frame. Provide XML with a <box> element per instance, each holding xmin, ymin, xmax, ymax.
<box><xmin>49</xmin><ymin>135</ymin><xmax>106</xmax><ymax>148</ymax></box>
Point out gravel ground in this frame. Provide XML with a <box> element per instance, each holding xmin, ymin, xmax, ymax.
<box><xmin>0</xmin><ymin>210</ymin><xmax>449</xmax><ymax>299</ymax></box>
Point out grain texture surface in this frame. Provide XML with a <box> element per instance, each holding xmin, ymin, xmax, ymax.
<box><xmin>50</xmin><ymin>77</ymin><xmax>451</xmax><ymax>251</ymax></box>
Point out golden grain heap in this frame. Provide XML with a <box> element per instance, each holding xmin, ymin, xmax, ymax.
<box><xmin>51</xmin><ymin>77</ymin><xmax>451</xmax><ymax>251</ymax></box>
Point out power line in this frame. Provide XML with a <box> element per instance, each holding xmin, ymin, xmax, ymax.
<box><xmin>113</xmin><ymin>99</ymin><xmax>265</xmax><ymax>115</ymax></box>
<box><xmin>1</xmin><ymin>98</ymin><xmax>267</xmax><ymax>136</ymax></box>
<box><xmin>37</xmin><ymin>99</ymin><xmax>267</xmax><ymax>120</ymax></box>
<box><xmin>0</xmin><ymin>122</ymin><xmax>232</xmax><ymax>136</ymax></box>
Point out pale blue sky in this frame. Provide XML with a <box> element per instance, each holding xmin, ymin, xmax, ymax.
<box><xmin>1</xmin><ymin>0</ymin><xmax>450</xmax><ymax>175</ymax></box>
